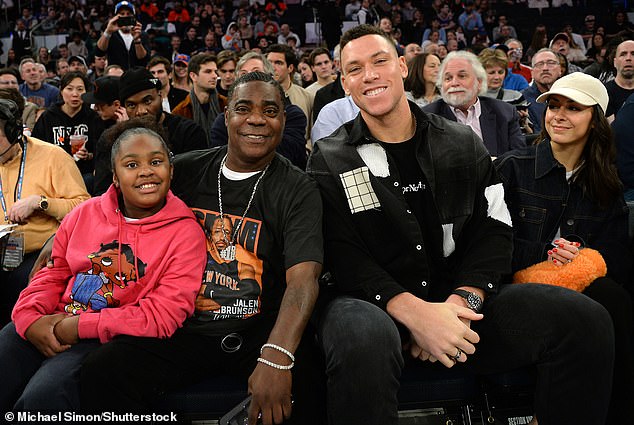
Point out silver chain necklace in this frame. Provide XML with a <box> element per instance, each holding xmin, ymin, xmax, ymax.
<box><xmin>216</xmin><ymin>154</ymin><xmax>270</xmax><ymax>261</ymax></box>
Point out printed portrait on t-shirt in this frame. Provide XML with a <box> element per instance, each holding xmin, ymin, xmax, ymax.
<box><xmin>192</xmin><ymin>209</ymin><xmax>264</xmax><ymax>321</ymax></box>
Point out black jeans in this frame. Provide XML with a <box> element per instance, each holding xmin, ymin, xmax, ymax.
<box><xmin>583</xmin><ymin>277</ymin><xmax>634</xmax><ymax>424</ymax></box>
<box><xmin>318</xmin><ymin>284</ymin><xmax>614</xmax><ymax>425</ymax></box>
<box><xmin>80</xmin><ymin>317</ymin><xmax>326</xmax><ymax>424</ymax></box>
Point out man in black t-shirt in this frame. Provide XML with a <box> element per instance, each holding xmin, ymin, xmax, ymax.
<box><xmin>92</xmin><ymin>67</ymin><xmax>207</xmax><ymax>195</ymax></box>
<box><xmin>605</xmin><ymin>40</ymin><xmax>634</xmax><ymax>119</ymax></box>
<box><xmin>81</xmin><ymin>72</ymin><xmax>325</xmax><ymax>424</ymax></box>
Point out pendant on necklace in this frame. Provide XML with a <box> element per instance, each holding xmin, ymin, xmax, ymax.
<box><xmin>219</xmin><ymin>244</ymin><xmax>236</xmax><ymax>261</ymax></box>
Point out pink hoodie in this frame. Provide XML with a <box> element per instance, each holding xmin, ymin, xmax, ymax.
<box><xmin>12</xmin><ymin>185</ymin><xmax>206</xmax><ymax>343</ymax></box>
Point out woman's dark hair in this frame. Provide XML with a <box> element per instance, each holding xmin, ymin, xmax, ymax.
<box><xmin>404</xmin><ymin>53</ymin><xmax>440</xmax><ymax>99</ymax></box>
<box><xmin>536</xmin><ymin>104</ymin><xmax>622</xmax><ymax>207</ymax></box>
<box><xmin>529</xmin><ymin>27</ymin><xmax>548</xmax><ymax>53</ymax></box>
<box><xmin>59</xmin><ymin>71</ymin><xmax>91</xmax><ymax>92</ymax></box>
<box><xmin>104</xmin><ymin>115</ymin><xmax>170</xmax><ymax>171</ymax></box>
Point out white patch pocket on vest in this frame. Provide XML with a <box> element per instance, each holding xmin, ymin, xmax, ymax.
<box><xmin>339</xmin><ymin>166</ymin><xmax>382</xmax><ymax>214</ymax></box>
<box><xmin>442</xmin><ymin>223</ymin><xmax>456</xmax><ymax>257</ymax></box>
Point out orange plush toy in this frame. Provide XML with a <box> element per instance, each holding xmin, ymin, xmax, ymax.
<box><xmin>512</xmin><ymin>248</ymin><xmax>607</xmax><ymax>292</ymax></box>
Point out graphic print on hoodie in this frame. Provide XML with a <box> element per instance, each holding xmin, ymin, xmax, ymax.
<box><xmin>65</xmin><ymin>240</ymin><xmax>147</xmax><ymax>314</ymax></box>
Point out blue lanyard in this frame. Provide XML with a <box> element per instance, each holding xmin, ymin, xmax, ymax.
<box><xmin>0</xmin><ymin>142</ymin><xmax>27</xmax><ymax>222</ymax></box>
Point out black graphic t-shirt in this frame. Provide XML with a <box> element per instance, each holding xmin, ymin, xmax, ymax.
<box><xmin>171</xmin><ymin>147</ymin><xmax>323</xmax><ymax>336</ymax></box>
<box><xmin>381</xmin><ymin>134</ymin><xmax>444</xmax><ymax>270</ymax></box>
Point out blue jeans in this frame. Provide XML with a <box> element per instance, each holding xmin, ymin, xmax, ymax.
<box><xmin>0</xmin><ymin>322</ymin><xmax>100</xmax><ymax>412</ymax></box>
<box><xmin>318</xmin><ymin>284</ymin><xmax>614</xmax><ymax>425</ymax></box>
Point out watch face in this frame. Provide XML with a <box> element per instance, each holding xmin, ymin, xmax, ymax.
<box><xmin>467</xmin><ymin>293</ymin><xmax>483</xmax><ymax>312</ymax></box>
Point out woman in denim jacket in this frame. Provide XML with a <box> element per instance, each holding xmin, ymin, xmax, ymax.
<box><xmin>495</xmin><ymin>73</ymin><xmax>633</xmax><ymax>424</ymax></box>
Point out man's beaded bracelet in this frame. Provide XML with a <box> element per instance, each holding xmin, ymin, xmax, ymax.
<box><xmin>256</xmin><ymin>357</ymin><xmax>294</xmax><ymax>370</ymax></box>
<box><xmin>260</xmin><ymin>343</ymin><xmax>295</xmax><ymax>362</ymax></box>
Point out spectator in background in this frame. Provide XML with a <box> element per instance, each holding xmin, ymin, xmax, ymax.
<box><xmin>32</xmin><ymin>71</ymin><xmax>102</xmax><ymax>191</ymax></box>
<box><xmin>167</xmin><ymin>1</ymin><xmax>191</xmax><ymax>27</ymax></box>
<box><xmin>562</xmin><ymin>22</ymin><xmax>587</xmax><ymax>57</ymax></box>
<box><xmin>423</xmin><ymin>50</ymin><xmax>525</xmax><ymax>157</ymax></box>
<box><xmin>306</xmin><ymin>48</ymin><xmax>335</xmax><ymax>97</ymax></box>
<box><xmin>458</xmin><ymin>0</ymin><xmax>484</xmax><ymax>41</ymax></box>
<box><xmin>436</xmin><ymin>3</ymin><xmax>456</xmax><ymax>31</ymax></box>
<box><xmin>147</xmin><ymin>56</ymin><xmax>187</xmax><ymax>113</ymax></box>
<box><xmin>298</xmin><ymin>54</ymin><xmax>315</xmax><ymax>88</ymax></box>
<box><xmin>81</xmin><ymin>76</ymin><xmax>124</xmax><ymax>129</ymax></box>
<box><xmin>237</xmin><ymin>15</ymin><xmax>253</xmax><ymax>51</ymax></box>
<box><xmin>404</xmin><ymin>43</ymin><xmax>422</xmax><ymax>63</ymax></box>
<box><xmin>606</xmin><ymin>10</ymin><xmax>634</xmax><ymax>40</ymax></box>
<box><xmin>614</xmin><ymin>92</ymin><xmax>634</xmax><ymax>201</ymax></box>
<box><xmin>479</xmin><ymin>49</ymin><xmax>523</xmax><ymax>103</ymax></box>
<box><xmin>2</xmin><ymin>49</ymin><xmax>19</xmax><ymax>71</ymax></box>
<box><xmin>12</xmin><ymin>19</ymin><xmax>31</xmax><ymax>61</ymax></box>
<box><xmin>180</xmin><ymin>25</ymin><xmax>203</xmax><ymax>56</ymax></box>
<box><xmin>278</xmin><ymin>23</ymin><xmax>300</xmax><ymax>48</ymax></box>
<box><xmin>581</xmin><ymin>15</ymin><xmax>597</xmax><ymax>46</ymax></box>
<box><xmin>422</xmin><ymin>17</ymin><xmax>447</xmax><ymax>45</ymax></box>
<box><xmin>522</xmin><ymin>48</ymin><xmax>563</xmax><ymax>133</ymax></box>
<box><xmin>68</xmin><ymin>31</ymin><xmax>89</xmax><ymax>59</ymax></box>
<box><xmin>169</xmin><ymin>34</ymin><xmax>182</xmax><ymax>63</ymax></box>
<box><xmin>549</xmin><ymin>33</ymin><xmax>585</xmax><ymax>72</ymax></box>
<box><xmin>0</xmin><ymin>69</ymin><xmax>38</xmax><ymax>132</ymax></box>
<box><xmin>193</xmin><ymin>32</ymin><xmax>222</xmax><ymax>56</ymax></box>
<box><xmin>92</xmin><ymin>67</ymin><xmax>206</xmax><ymax>195</ymax></box>
<box><xmin>404</xmin><ymin>52</ymin><xmax>441</xmax><ymax>108</ymax></box>
<box><xmin>492</xmin><ymin>15</ymin><xmax>517</xmax><ymax>43</ymax></box>
<box><xmin>605</xmin><ymin>40</ymin><xmax>634</xmax><ymax>120</ymax></box>
<box><xmin>357</xmin><ymin>0</ymin><xmax>378</xmax><ymax>26</ymax></box>
<box><xmin>586</xmin><ymin>33</ymin><xmax>606</xmax><ymax>62</ymax></box>
<box><xmin>19</xmin><ymin>59</ymin><xmax>60</xmax><ymax>108</ymax></box>
<box><xmin>68</xmin><ymin>56</ymin><xmax>89</xmax><ymax>76</ymax></box>
<box><xmin>526</xmin><ymin>25</ymin><xmax>548</xmax><ymax>64</ymax></box>
<box><xmin>95</xmin><ymin>1</ymin><xmax>150</xmax><ymax>71</ymax></box>
<box><xmin>0</xmin><ymin>95</ymin><xmax>89</xmax><ymax>327</ymax></box>
<box><xmin>172</xmin><ymin>53</ymin><xmax>222</xmax><ymax>146</ymax></box>
<box><xmin>37</xmin><ymin>48</ymin><xmax>53</xmax><ymax>74</ymax></box>
<box><xmin>505</xmin><ymin>39</ymin><xmax>532</xmax><ymax>84</ymax></box>
<box><xmin>489</xmin><ymin>45</ymin><xmax>528</xmax><ymax>91</ymax></box>
<box><xmin>171</xmin><ymin>54</ymin><xmax>191</xmax><ymax>92</ymax></box>
<box><xmin>221</xmin><ymin>22</ymin><xmax>243</xmax><ymax>53</ymax></box>
<box><xmin>215</xmin><ymin>50</ymin><xmax>237</xmax><ymax>99</ymax></box>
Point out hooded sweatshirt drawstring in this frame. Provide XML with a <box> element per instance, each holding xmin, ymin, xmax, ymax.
<box><xmin>115</xmin><ymin>207</ymin><xmax>140</xmax><ymax>288</ymax></box>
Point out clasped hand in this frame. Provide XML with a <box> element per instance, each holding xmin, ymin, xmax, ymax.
<box><xmin>405</xmin><ymin>299</ymin><xmax>482</xmax><ymax>368</ymax></box>
<box><xmin>547</xmin><ymin>238</ymin><xmax>581</xmax><ymax>266</ymax></box>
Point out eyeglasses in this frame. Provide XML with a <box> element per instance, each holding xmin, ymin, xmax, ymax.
<box><xmin>533</xmin><ymin>60</ymin><xmax>560</xmax><ymax>69</ymax></box>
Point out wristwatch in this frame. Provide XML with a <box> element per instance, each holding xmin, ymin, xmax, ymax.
<box><xmin>452</xmin><ymin>289</ymin><xmax>483</xmax><ymax>313</ymax></box>
<box><xmin>38</xmin><ymin>195</ymin><xmax>49</xmax><ymax>211</ymax></box>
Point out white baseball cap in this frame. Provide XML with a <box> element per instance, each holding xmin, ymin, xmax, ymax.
<box><xmin>536</xmin><ymin>72</ymin><xmax>609</xmax><ymax>114</ymax></box>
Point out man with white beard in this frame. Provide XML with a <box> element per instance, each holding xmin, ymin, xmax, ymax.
<box><xmin>423</xmin><ymin>50</ymin><xmax>525</xmax><ymax>157</ymax></box>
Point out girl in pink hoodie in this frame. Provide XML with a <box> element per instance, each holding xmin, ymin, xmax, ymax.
<box><xmin>0</xmin><ymin>125</ymin><xmax>206</xmax><ymax>412</ymax></box>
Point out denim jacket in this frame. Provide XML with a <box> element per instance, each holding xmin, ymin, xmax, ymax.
<box><xmin>495</xmin><ymin>140</ymin><xmax>631</xmax><ymax>284</ymax></box>
<box><xmin>307</xmin><ymin>102</ymin><xmax>513</xmax><ymax>309</ymax></box>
